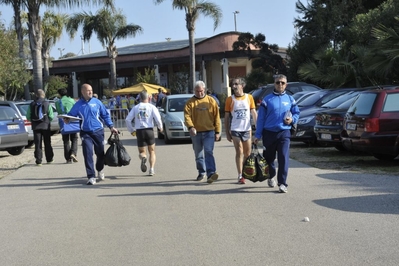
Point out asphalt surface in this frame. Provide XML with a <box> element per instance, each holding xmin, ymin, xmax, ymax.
<box><xmin>1</xmin><ymin>128</ymin><xmax>399</xmax><ymax>266</ymax></box>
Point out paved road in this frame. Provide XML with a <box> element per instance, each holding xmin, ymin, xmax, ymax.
<box><xmin>1</xmin><ymin>128</ymin><xmax>399</xmax><ymax>266</ymax></box>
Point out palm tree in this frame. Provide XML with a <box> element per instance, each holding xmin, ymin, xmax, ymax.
<box><xmin>66</xmin><ymin>8</ymin><xmax>143</xmax><ymax>90</ymax></box>
<box><xmin>154</xmin><ymin>0</ymin><xmax>222</xmax><ymax>92</ymax></box>
<box><xmin>366</xmin><ymin>17</ymin><xmax>399</xmax><ymax>81</ymax></box>
<box><xmin>42</xmin><ymin>11</ymin><xmax>68</xmax><ymax>86</ymax></box>
<box><xmin>2</xmin><ymin>0</ymin><xmax>115</xmax><ymax>93</ymax></box>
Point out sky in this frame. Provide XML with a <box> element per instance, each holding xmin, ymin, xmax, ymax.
<box><xmin>0</xmin><ymin>0</ymin><xmax>301</xmax><ymax>59</ymax></box>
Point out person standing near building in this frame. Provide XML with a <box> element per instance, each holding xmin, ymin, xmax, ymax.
<box><xmin>128</xmin><ymin>94</ymin><xmax>136</xmax><ymax>111</ymax></box>
<box><xmin>65</xmin><ymin>83</ymin><xmax>119</xmax><ymax>185</ymax></box>
<box><xmin>26</xmin><ymin>89</ymin><xmax>54</xmax><ymax>166</ymax></box>
<box><xmin>156</xmin><ymin>88</ymin><xmax>165</xmax><ymax>107</ymax></box>
<box><xmin>125</xmin><ymin>90</ymin><xmax>163</xmax><ymax>176</ymax></box>
<box><xmin>224</xmin><ymin>78</ymin><xmax>257</xmax><ymax>184</ymax></box>
<box><xmin>101</xmin><ymin>96</ymin><xmax>109</xmax><ymax>108</ymax></box>
<box><xmin>184</xmin><ymin>80</ymin><xmax>221</xmax><ymax>183</ymax></box>
<box><xmin>55</xmin><ymin>88</ymin><xmax>79</xmax><ymax>164</ymax></box>
<box><xmin>253</xmin><ymin>74</ymin><xmax>300</xmax><ymax>193</ymax></box>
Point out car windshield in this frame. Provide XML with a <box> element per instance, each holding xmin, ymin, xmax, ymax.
<box><xmin>0</xmin><ymin>107</ymin><xmax>19</xmax><ymax>120</ymax></box>
<box><xmin>168</xmin><ymin>98</ymin><xmax>190</xmax><ymax>112</ymax></box>
<box><xmin>16</xmin><ymin>103</ymin><xmax>29</xmax><ymax>116</ymax></box>
<box><xmin>298</xmin><ymin>91</ymin><xmax>329</xmax><ymax>107</ymax></box>
<box><xmin>347</xmin><ymin>93</ymin><xmax>377</xmax><ymax>115</ymax></box>
<box><xmin>321</xmin><ymin>91</ymin><xmax>360</xmax><ymax>108</ymax></box>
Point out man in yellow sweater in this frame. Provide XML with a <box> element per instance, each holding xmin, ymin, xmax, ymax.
<box><xmin>184</xmin><ymin>81</ymin><xmax>221</xmax><ymax>183</ymax></box>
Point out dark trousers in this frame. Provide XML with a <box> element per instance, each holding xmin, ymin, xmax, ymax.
<box><xmin>33</xmin><ymin>129</ymin><xmax>53</xmax><ymax>164</ymax></box>
<box><xmin>80</xmin><ymin>129</ymin><xmax>105</xmax><ymax>179</ymax></box>
<box><xmin>62</xmin><ymin>133</ymin><xmax>78</xmax><ymax>161</ymax></box>
<box><xmin>262</xmin><ymin>129</ymin><xmax>291</xmax><ymax>186</ymax></box>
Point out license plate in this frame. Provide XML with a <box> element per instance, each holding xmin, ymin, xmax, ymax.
<box><xmin>346</xmin><ymin>123</ymin><xmax>357</xmax><ymax>130</ymax></box>
<box><xmin>320</xmin><ymin>134</ymin><xmax>331</xmax><ymax>140</ymax></box>
<box><xmin>7</xmin><ymin>124</ymin><xmax>19</xmax><ymax>130</ymax></box>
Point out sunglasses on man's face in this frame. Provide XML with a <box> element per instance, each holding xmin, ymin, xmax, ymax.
<box><xmin>275</xmin><ymin>81</ymin><xmax>286</xmax><ymax>85</ymax></box>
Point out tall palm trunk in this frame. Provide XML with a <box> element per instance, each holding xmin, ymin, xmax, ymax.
<box><xmin>108</xmin><ymin>45</ymin><xmax>117</xmax><ymax>90</ymax></box>
<box><xmin>27</xmin><ymin>7</ymin><xmax>43</xmax><ymax>92</ymax></box>
<box><xmin>187</xmin><ymin>15</ymin><xmax>195</xmax><ymax>93</ymax></box>
<box><xmin>11</xmin><ymin>0</ymin><xmax>30</xmax><ymax>99</ymax></box>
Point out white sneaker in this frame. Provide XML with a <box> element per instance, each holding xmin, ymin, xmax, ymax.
<box><xmin>87</xmin><ymin>177</ymin><xmax>96</xmax><ymax>185</ymax></box>
<box><xmin>98</xmin><ymin>170</ymin><xmax>105</xmax><ymax>181</ymax></box>
<box><xmin>279</xmin><ymin>184</ymin><xmax>288</xmax><ymax>193</ymax></box>
<box><xmin>149</xmin><ymin>169</ymin><xmax>155</xmax><ymax>176</ymax></box>
<box><xmin>268</xmin><ymin>178</ymin><xmax>276</xmax><ymax>188</ymax></box>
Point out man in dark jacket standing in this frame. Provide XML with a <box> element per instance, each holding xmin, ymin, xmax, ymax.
<box><xmin>27</xmin><ymin>89</ymin><xmax>54</xmax><ymax>166</ymax></box>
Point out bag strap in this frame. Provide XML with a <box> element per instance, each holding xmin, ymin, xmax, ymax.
<box><xmin>252</xmin><ymin>143</ymin><xmax>260</xmax><ymax>155</ymax></box>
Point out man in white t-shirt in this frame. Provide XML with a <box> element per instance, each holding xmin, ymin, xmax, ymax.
<box><xmin>126</xmin><ymin>90</ymin><xmax>163</xmax><ymax>176</ymax></box>
<box><xmin>224</xmin><ymin>78</ymin><xmax>257</xmax><ymax>184</ymax></box>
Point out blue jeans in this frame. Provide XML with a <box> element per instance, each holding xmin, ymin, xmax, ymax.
<box><xmin>191</xmin><ymin>130</ymin><xmax>216</xmax><ymax>177</ymax></box>
<box><xmin>262</xmin><ymin>129</ymin><xmax>291</xmax><ymax>187</ymax></box>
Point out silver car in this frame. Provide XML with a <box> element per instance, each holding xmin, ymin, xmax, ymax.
<box><xmin>158</xmin><ymin>94</ymin><xmax>192</xmax><ymax>144</ymax></box>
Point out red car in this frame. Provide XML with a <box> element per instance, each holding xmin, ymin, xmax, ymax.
<box><xmin>341</xmin><ymin>87</ymin><xmax>399</xmax><ymax>160</ymax></box>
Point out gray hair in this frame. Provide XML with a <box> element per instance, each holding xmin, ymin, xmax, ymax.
<box><xmin>233</xmin><ymin>77</ymin><xmax>246</xmax><ymax>87</ymax></box>
<box><xmin>140</xmin><ymin>90</ymin><xmax>149</xmax><ymax>100</ymax></box>
<box><xmin>195</xmin><ymin>80</ymin><xmax>206</xmax><ymax>89</ymax></box>
<box><xmin>274</xmin><ymin>74</ymin><xmax>287</xmax><ymax>81</ymax></box>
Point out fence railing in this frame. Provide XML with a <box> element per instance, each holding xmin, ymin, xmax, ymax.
<box><xmin>108</xmin><ymin>108</ymin><xmax>130</xmax><ymax>128</ymax></box>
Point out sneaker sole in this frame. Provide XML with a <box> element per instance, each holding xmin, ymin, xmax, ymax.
<box><xmin>70</xmin><ymin>155</ymin><xmax>78</xmax><ymax>163</ymax></box>
<box><xmin>238</xmin><ymin>179</ymin><xmax>246</xmax><ymax>184</ymax></box>
<box><xmin>207</xmin><ymin>173</ymin><xmax>219</xmax><ymax>184</ymax></box>
<box><xmin>141</xmin><ymin>157</ymin><xmax>147</xmax><ymax>172</ymax></box>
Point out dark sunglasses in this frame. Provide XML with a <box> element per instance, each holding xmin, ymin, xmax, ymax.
<box><xmin>275</xmin><ymin>81</ymin><xmax>286</xmax><ymax>85</ymax></box>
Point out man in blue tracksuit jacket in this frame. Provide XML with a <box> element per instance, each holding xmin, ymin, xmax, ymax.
<box><xmin>254</xmin><ymin>74</ymin><xmax>300</xmax><ymax>193</ymax></box>
<box><xmin>65</xmin><ymin>83</ymin><xmax>119</xmax><ymax>185</ymax></box>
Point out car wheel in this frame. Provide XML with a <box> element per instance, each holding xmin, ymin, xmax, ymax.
<box><xmin>334</xmin><ymin>144</ymin><xmax>348</xmax><ymax>152</ymax></box>
<box><xmin>373</xmin><ymin>153</ymin><xmax>397</xmax><ymax>161</ymax></box>
<box><xmin>26</xmin><ymin>140</ymin><xmax>34</xmax><ymax>148</ymax></box>
<box><xmin>164</xmin><ymin>127</ymin><xmax>171</xmax><ymax>144</ymax></box>
<box><xmin>158</xmin><ymin>128</ymin><xmax>164</xmax><ymax>139</ymax></box>
<box><xmin>7</xmin><ymin>146</ymin><xmax>25</xmax><ymax>156</ymax></box>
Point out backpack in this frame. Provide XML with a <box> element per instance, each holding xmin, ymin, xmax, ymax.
<box><xmin>31</xmin><ymin>100</ymin><xmax>49</xmax><ymax>122</ymax></box>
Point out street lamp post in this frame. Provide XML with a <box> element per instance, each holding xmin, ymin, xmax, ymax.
<box><xmin>58</xmin><ymin>48</ymin><xmax>65</xmax><ymax>57</ymax></box>
<box><xmin>233</xmin><ymin>11</ymin><xmax>239</xmax><ymax>32</ymax></box>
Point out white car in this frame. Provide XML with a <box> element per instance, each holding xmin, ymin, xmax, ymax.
<box><xmin>157</xmin><ymin>94</ymin><xmax>193</xmax><ymax>144</ymax></box>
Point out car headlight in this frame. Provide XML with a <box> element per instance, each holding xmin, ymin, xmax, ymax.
<box><xmin>169</xmin><ymin>121</ymin><xmax>182</xmax><ymax>127</ymax></box>
<box><xmin>297</xmin><ymin>116</ymin><xmax>314</xmax><ymax>125</ymax></box>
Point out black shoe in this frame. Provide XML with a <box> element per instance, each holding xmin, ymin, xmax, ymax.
<box><xmin>196</xmin><ymin>174</ymin><xmax>205</xmax><ymax>181</ymax></box>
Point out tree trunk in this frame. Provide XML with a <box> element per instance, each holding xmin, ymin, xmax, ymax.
<box><xmin>108</xmin><ymin>45</ymin><xmax>118</xmax><ymax>90</ymax></box>
<box><xmin>188</xmin><ymin>29</ymin><xmax>196</xmax><ymax>93</ymax></box>
<box><xmin>42</xmin><ymin>47</ymin><xmax>50</xmax><ymax>90</ymax></box>
<box><xmin>27</xmin><ymin>5</ymin><xmax>43</xmax><ymax>93</ymax></box>
<box><xmin>12</xmin><ymin>1</ymin><xmax>31</xmax><ymax>100</ymax></box>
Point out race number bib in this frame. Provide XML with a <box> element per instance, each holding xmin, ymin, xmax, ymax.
<box><xmin>234</xmin><ymin>109</ymin><xmax>247</xmax><ymax>120</ymax></box>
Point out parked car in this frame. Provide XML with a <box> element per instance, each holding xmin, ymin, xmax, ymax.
<box><xmin>48</xmin><ymin>101</ymin><xmax>60</xmax><ymax>135</ymax></box>
<box><xmin>341</xmin><ymin>87</ymin><xmax>399</xmax><ymax>160</ymax></box>
<box><xmin>314</xmin><ymin>97</ymin><xmax>359</xmax><ymax>151</ymax></box>
<box><xmin>0</xmin><ymin>101</ymin><xmax>34</xmax><ymax>147</ymax></box>
<box><xmin>0</xmin><ymin>106</ymin><xmax>28</xmax><ymax>155</ymax></box>
<box><xmin>250</xmin><ymin>82</ymin><xmax>322</xmax><ymax>109</ymax></box>
<box><xmin>292</xmin><ymin>91</ymin><xmax>317</xmax><ymax>102</ymax></box>
<box><xmin>158</xmin><ymin>94</ymin><xmax>193</xmax><ymax>144</ymax></box>
<box><xmin>292</xmin><ymin>89</ymin><xmax>359</xmax><ymax>144</ymax></box>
